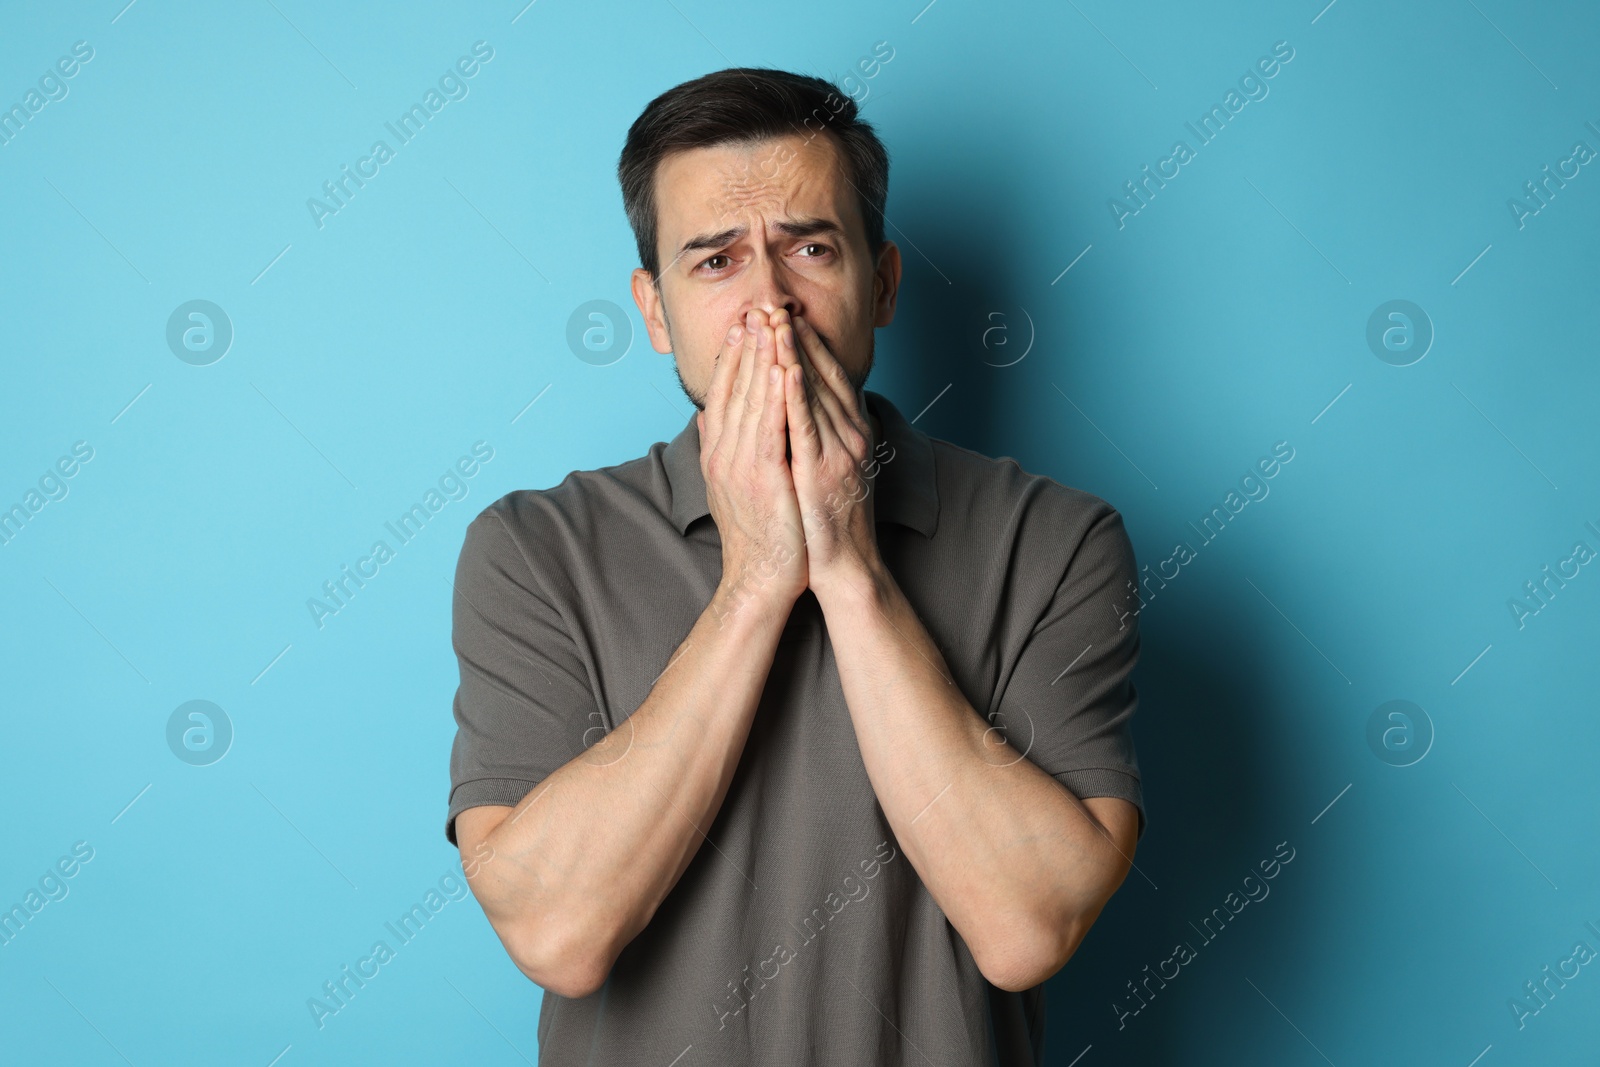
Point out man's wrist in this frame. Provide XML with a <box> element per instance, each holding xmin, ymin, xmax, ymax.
<box><xmin>709</xmin><ymin>566</ymin><xmax>800</xmax><ymax>633</ymax></box>
<box><xmin>810</xmin><ymin>554</ymin><xmax>893</xmax><ymax>616</ymax></box>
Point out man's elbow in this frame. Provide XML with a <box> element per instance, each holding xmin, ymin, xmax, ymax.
<box><xmin>975</xmin><ymin>909</ymin><xmax>1095</xmax><ymax>993</ymax></box>
<box><xmin>982</xmin><ymin>809</ymin><xmax>1140</xmax><ymax>990</ymax></box>
<box><xmin>502</xmin><ymin>916</ymin><xmax>615</xmax><ymax>999</ymax></box>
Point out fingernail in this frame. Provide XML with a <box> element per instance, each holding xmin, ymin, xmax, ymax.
<box><xmin>781</xmin><ymin>325</ymin><xmax>794</xmax><ymax>349</ymax></box>
<box><xmin>727</xmin><ymin>324</ymin><xmax>742</xmax><ymax>344</ymax></box>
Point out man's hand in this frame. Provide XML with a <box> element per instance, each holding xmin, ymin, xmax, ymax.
<box><xmin>455</xmin><ymin>309</ymin><xmax>818</xmax><ymax>997</ymax></box>
<box><xmin>698</xmin><ymin>309</ymin><xmax>810</xmax><ymax>625</ymax></box>
<box><xmin>770</xmin><ymin>308</ymin><xmax>885</xmax><ymax>598</ymax></box>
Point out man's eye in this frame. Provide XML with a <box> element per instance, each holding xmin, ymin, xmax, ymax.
<box><xmin>700</xmin><ymin>254</ymin><xmax>731</xmax><ymax>272</ymax></box>
<box><xmin>799</xmin><ymin>243</ymin><xmax>831</xmax><ymax>258</ymax></box>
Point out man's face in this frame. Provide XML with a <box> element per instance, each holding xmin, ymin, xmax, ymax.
<box><xmin>631</xmin><ymin>132</ymin><xmax>901</xmax><ymax>412</ymax></box>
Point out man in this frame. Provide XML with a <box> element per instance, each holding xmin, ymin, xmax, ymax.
<box><xmin>445</xmin><ymin>67</ymin><xmax>1146</xmax><ymax>1066</ymax></box>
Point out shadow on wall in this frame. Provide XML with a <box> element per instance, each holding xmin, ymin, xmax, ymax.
<box><xmin>875</xmin><ymin>135</ymin><xmax>1282</xmax><ymax>1065</ymax></box>
<box><xmin>1041</xmin><ymin>628</ymin><xmax>1281</xmax><ymax>1065</ymax></box>
<box><xmin>870</xmin><ymin>159</ymin><xmax>1037</xmax><ymax>447</ymax></box>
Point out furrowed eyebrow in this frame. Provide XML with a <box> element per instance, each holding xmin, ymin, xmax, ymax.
<box><xmin>676</xmin><ymin>226</ymin><xmax>744</xmax><ymax>260</ymax></box>
<box><xmin>673</xmin><ymin>217</ymin><xmax>846</xmax><ymax>264</ymax></box>
<box><xmin>771</xmin><ymin>217</ymin><xmax>845</xmax><ymax>241</ymax></box>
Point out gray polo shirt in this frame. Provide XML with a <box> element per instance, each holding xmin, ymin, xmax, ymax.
<box><xmin>445</xmin><ymin>388</ymin><xmax>1146</xmax><ymax>1066</ymax></box>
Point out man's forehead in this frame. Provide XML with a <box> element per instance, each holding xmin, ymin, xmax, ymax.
<box><xmin>656</xmin><ymin>135</ymin><xmax>849</xmax><ymax>235</ymax></box>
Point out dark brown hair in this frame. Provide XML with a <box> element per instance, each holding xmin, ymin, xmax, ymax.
<box><xmin>618</xmin><ymin>67</ymin><xmax>890</xmax><ymax>281</ymax></box>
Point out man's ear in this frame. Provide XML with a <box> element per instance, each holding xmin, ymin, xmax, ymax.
<box><xmin>871</xmin><ymin>240</ymin><xmax>902</xmax><ymax>329</ymax></box>
<box><xmin>632</xmin><ymin>267</ymin><xmax>674</xmax><ymax>354</ymax></box>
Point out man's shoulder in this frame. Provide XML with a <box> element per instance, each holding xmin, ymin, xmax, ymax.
<box><xmin>459</xmin><ymin>442</ymin><xmax>672</xmax><ymax>562</ymax></box>
<box><xmin>925</xmin><ymin>434</ymin><xmax>1124</xmax><ymax>539</ymax></box>
<box><xmin>921</xmin><ymin>434</ymin><xmax>1138</xmax><ymax>608</ymax></box>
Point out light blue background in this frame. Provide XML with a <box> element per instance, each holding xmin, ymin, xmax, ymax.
<box><xmin>2</xmin><ymin>0</ymin><xmax>1597</xmax><ymax>1063</ymax></box>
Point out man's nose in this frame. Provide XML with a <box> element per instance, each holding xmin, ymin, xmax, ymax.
<box><xmin>743</xmin><ymin>255</ymin><xmax>800</xmax><ymax>323</ymax></box>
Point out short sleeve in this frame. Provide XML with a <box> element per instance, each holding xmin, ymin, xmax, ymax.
<box><xmin>992</xmin><ymin>503</ymin><xmax>1147</xmax><ymax>842</ymax></box>
<box><xmin>444</xmin><ymin>504</ymin><xmax>601</xmax><ymax>846</ymax></box>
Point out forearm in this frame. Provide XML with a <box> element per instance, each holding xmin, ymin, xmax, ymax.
<box><xmin>816</xmin><ymin>563</ymin><xmax>1130</xmax><ymax>988</ymax></box>
<box><xmin>469</xmin><ymin>578</ymin><xmax>793</xmax><ymax>994</ymax></box>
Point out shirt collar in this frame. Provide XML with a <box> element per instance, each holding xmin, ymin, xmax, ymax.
<box><xmin>662</xmin><ymin>388</ymin><xmax>940</xmax><ymax>539</ymax></box>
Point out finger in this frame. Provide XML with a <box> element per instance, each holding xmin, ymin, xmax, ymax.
<box><xmin>767</xmin><ymin>360</ymin><xmax>804</xmax><ymax>554</ymax></box>
<box><xmin>788</xmin><ymin>316</ymin><xmax>854</xmax><ymax>443</ymax></box>
<box><xmin>738</xmin><ymin>310</ymin><xmax>778</xmax><ymax>461</ymax></box>
<box><xmin>778</xmin><ymin>317</ymin><xmax>838</xmax><ymax>443</ymax></box>
<box><xmin>722</xmin><ymin>310</ymin><xmax>762</xmax><ymax>456</ymax></box>
<box><xmin>793</xmin><ymin>316</ymin><xmax>871</xmax><ymax>456</ymax></box>
<box><xmin>793</xmin><ymin>315</ymin><xmax>857</xmax><ymax>415</ymax></box>
<box><xmin>764</xmin><ymin>361</ymin><xmax>791</xmax><ymax>466</ymax></box>
<box><xmin>769</xmin><ymin>311</ymin><xmax>823</xmax><ymax>450</ymax></box>
<box><xmin>784</xmin><ymin>361</ymin><xmax>822</xmax><ymax>466</ymax></box>
<box><xmin>703</xmin><ymin>321</ymin><xmax>745</xmax><ymax>449</ymax></box>
<box><xmin>769</xmin><ymin>308</ymin><xmax>799</xmax><ymax>374</ymax></box>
